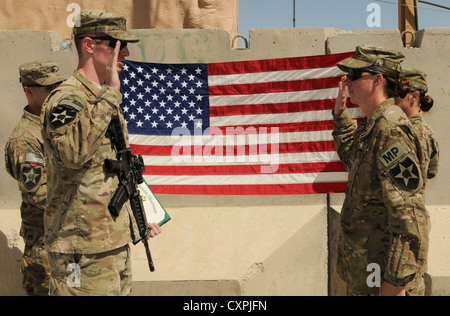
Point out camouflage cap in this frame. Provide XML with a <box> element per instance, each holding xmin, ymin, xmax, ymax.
<box><xmin>19</xmin><ymin>60</ymin><xmax>65</xmax><ymax>86</ymax></box>
<box><xmin>337</xmin><ymin>45</ymin><xmax>405</xmax><ymax>74</ymax></box>
<box><xmin>401</xmin><ymin>68</ymin><xmax>428</xmax><ymax>92</ymax></box>
<box><xmin>73</xmin><ymin>9</ymin><xmax>139</xmax><ymax>43</ymax></box>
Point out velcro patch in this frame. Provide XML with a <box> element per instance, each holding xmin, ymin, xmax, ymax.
<box><xmin>21</xmin><ymin>165</ymin><xmax>42</xmax><ymax>191</ymax></box>
<box><xmin>50</xmin><ymin>98</ymin><xmax>83</xmax><ymax>128</ymax></box>
<box><xmin>389</xmin><ymin>157</ymin><xmax>420</xmax><ymax>190</ymax></box>
<box><xmin>24</xmin><ymin>152</ymin><xmax>44</xmax><ymax>165</ymax></box>
<box><xmin>58</xmin><ymin>98</ymin><xmax>83</xmax><ymax>111</ymax></box>
<box><xmin>379</xmin><ymin>143</ymin><xmax>407</xmax><ymax>169</ymax></box>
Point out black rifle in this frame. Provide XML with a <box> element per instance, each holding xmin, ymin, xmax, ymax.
<box><xmin>104</xmin><ymin>110</ymin><xmax>155</xmax><ymax>272</ymax></box>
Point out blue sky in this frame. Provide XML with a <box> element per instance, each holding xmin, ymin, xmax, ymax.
<box><xmin>239</xmin><ymin>0</ymin><xmax>450</xmax><ymax>38</ymax></box>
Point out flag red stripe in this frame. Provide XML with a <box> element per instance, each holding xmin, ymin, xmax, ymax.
<box><xmin>209</xmin><ymin>77</ymin><xmax>341</xmax><ymax>96</ymax></box>
<box><xmin>207</xmin><ymin>52</ymin><xmax>354</xmax><ymax>76</ymax></box>
<box><xmin>131</xmin><ymin>141</ymin><xmax>337</xmax><ymax>157</ymax></box>
<box><xmin>214</xmin><ymin>120</ymin><xmax>335</xmax><ymax>133</ymax></box>
<box><xmin>214</xmin><ymin>118</ymin><xmax>363</xmax><ymax>134</ymax></box>
<box><xmin>149</xmin><ymin>182</ymin><xmax>348</xmax><ymax>195</ymax></box>
<box><xmin>210</xmin><ymin>99</ymin><xmax>335</xmax><ymax>116</ymax></box>
<box><xmin>210</xmin><ymin>99</ymin><xmax>359</xmax><ymax>117</ymax></box>
<box><xmin>143</xmin><ymin>162</ymin><xmax>346</xmax><ymax>176</ymax></box>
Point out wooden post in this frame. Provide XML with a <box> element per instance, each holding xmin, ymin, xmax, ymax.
<box><xmin>399</xmin><ymin>0</ymin><xmax>419</xmax><ymax>47</ymax></box>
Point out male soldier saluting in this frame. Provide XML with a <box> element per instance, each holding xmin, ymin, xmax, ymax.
<box><xmin>40</xmin><ymin>10</ymin><xmax>162</xmax><ymax>296</ymax></box>
<box><xmin>5</xmin><ymin>61</ymin><xmax>64</xmax><ymax>295</ymax></box>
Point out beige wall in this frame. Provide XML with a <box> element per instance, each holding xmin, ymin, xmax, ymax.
<box><xmin>1</xmin><ymin>26</ymin><xmax>449</xmax><ymax>296</ymax></box>
<box><xmin>0</xmin><ymin>0</ymin><xmax>239</xmax><ymax>39</ymax></box>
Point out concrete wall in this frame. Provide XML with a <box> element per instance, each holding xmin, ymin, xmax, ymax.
<box><xmin>0</xmin><ymin>0</ymin><xmax>239</xmax><ymax>40</ymax></box>
<box><xmin>0</xmin><ymin>27</ymin><xmax>449</xmax><ymax>296</ymax></box>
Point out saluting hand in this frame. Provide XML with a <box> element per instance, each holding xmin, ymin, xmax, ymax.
<box><xmin>105</xmin><ymin>40</ymin><xmax>121</xmax><ymax>92</ymax></box>
<box><xmin>334</xmin><ymin>76</ymin><xmax>348</xmax><ymax>115</ymax></box>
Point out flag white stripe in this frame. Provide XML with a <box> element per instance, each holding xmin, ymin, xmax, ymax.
<box><xmin>208</xmin><ymin>67</ymin><xmax>344</xmax><ymax>86</ymax></box>
<box><xmin>142</xmin><ymin>151</ymin><xmax>341</xmax><ymax>166</ymax></box>
<box><xmin>130</xmin><ymin>129</ymin><xmax>334</xmax><ymax>147</ymax></box>
<box><xmin>210</xmin><ymin>108</ymin><xmax>364</xmax><ymax>126</ymax></box>
<box><xmin>209</xmin><ymin>88</ymin><xmax>339</xmax><ymax>107</ymax></box>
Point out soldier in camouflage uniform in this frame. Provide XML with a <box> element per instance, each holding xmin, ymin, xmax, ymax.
<box><xmin>394</xmin><ymin>68</ymin><xmax>439</xmax><ymax>182</ymax></box>
<box><xmin>40</xmin><ymin>10</ymin><xmax>162</xmax><ymax>296</ymax></box>
<box><xmin>4</xmin><ymin>61</ymin><xmax>64</xmax><ymax>295</ymax></box>
<box><xmin>332</xmin><ymin>46</ymin><xmax>429</xmax><ymax>296</ymax></box>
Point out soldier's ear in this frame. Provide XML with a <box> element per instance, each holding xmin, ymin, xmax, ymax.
<box><xmin>411</xmin><ymin>91</ymin><xmax>421</xmax><ymax>103</ymax></box>
<box><xmin>23</xmin><ymin>86</ymin><xmax>32</xmax><ymax>97</ymax></box>
<box><xmin>374</xmin><ymin>73</ymin><xmax>383</xmax><ymax>84</ymax></box>
<box><xmin>82</xmin><ymin>37</ymin><xmax>96</xmax><ymax>54</ymax></box>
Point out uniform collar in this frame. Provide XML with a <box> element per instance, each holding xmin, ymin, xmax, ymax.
<box><xmin>357</xmin><ymin>98</ymin><xmax>396</xmax><ymax>141</ymax></box>
<box><xmin>369</xmin><ymin>98</ymin><xmax>396</xmax><ymax>123</ymax></box>
<box><xmin>73</xmin><ymin>70</ymin><xmax>102</xmax><ymax>97</ymax></box>
<box><xmin>409</xmin><ymin>111</ymin><xmax>423</xmax><ymax>122</ymax></box>
<box><xmin>23</xmin><ymin>106</ymin><xmax>41</xmax><ymax>124</ymax></box>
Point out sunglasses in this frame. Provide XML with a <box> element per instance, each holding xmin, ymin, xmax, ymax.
<box><xmin>347</xmin><ymin>68</ymin><xmax>380</xmax><ymax>82</ymax></box>
<box><xmin>397</xmin><ymin>88</ymin><xmax>424</xmax><ymax>99</ymax></box>
<box><xmin>83</xmin><ymin>36</ymin><xmax>128</xmax><ymax>51</ymax></box>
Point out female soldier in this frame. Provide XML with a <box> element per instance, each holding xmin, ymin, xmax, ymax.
<box><xmin>395</xmin><ymin>68</ymin><xmax>439</xmax><ymax>182</ymax></box>
<box><xmin>333</xmin><ymin>46</ymin><xmax>428</xmax><ymax>296</ymax></box>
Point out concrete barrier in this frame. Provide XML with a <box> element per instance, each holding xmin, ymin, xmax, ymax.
<box><xmin>0</xmin><ymin>27</ymin><xmax>449</xmax><ymax>296</ymax></box>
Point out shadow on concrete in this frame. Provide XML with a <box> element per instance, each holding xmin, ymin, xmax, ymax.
<box><xmin>240</xmin><ymin>208</ymin><xmax>329</xmax><ymax>295</ymax></box>
<box><xmin>328</xmin><ymin>206</ymin><xmax>347</xmax><ymax>296</ymax></box>
<box><xmin>133</xmin><ymin>0</ymin><xmax>151</xmax><ymax>28</ymax></box>
<box><xmin>0</xmin><ymin>231</ymin><xmax>25</xmax><ymax>296</ymax></box>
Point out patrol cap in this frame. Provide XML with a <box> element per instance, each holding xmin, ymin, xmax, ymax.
<box><xmin>73</xmin><ymin>9</ymin><xmax>139</xmax><ymax>43</ymax></box>
<box><xmin>337</xmin><ymin>45</ymin><xmax>405</xmax><ymax>74</ymax></box>
<box><xmin>401</xmin><ymin>68</ymin><xmax>428</xmax><ymax>93</ymax></box>
<box><xmin>19</xmin><ymin>60</ymin><xmax>65</xmax><ymax>86</ymax></box>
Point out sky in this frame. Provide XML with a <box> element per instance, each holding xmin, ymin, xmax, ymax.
<box><xmin>238</xmin><ymin>0</ymin><xmax>450</xmax><ymax>39</ymax></box>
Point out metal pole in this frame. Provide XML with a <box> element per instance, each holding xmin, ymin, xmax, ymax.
<box><xmin>414</xmin><ymin>0</ymin><xmax>419</xmax><ymax>30</ymax></box>
<box><xmin>399</xmin><ymin>0</ymin><xmax>419</xmax><ymax>47</ymax></box>
<box><xmin>293</xmin><ymin>0</ymin><xmax>296</xmax><ymax>27</ymax></box>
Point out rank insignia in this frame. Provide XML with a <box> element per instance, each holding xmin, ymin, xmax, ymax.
<box><xmin>21</xmin><ymin>165</ymin><xmax>42</xmax><ymax>191</ymax></box>
<box><xmin>389</xmin><ymin>157</ymin><xmax>420</xmax><ymax>190</ymax></box>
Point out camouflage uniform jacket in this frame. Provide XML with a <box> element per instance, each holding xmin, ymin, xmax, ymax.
<box><xmin>410</xmin><ymin>112</ymin><xmax>439</xmax><ymax>182</ymax></box>
<box><xmin>332</xmin><ymin>98</ymin><xmax>429</xmax><ymax>292</ymax></box>
<box><xmin>5</xmin><ymin>107</ymin><xmax>46</xmax><ymax>240</ymax></box>
<box><xmin>41</xmin><ymin>71</ymin><xmax>134</xmax><ymax>254</ymax></box>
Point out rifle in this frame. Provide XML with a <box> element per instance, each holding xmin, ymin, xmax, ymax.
<box><xmin>104</xmin><ymin>110</ymin><xmax>155</xmax><ymax>272</ymax></box>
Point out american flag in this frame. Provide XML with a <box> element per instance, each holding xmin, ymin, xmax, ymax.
<box><xmin>119</xmin><ymin>52</ymin><xmax>363</xmax><ymax>195</ymax></box>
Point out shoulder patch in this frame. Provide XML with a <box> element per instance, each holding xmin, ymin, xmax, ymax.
<box><xmin>21</xmin><ymin>165</ymin><xmax>42</xmax><ymax>191</ymax></box>
<box><xmin>49</xmin><ymin>98</ymin><xmax>84</xmax><ymax>129</ymax></box>
<box><xmin>379</xmin><ymin>143</ymin><xmax>407</xmax><ymax>169</ymax></box>
<box><xmin>389</xmin><ymin>157</ymin><xmax>420</xmax><ymax>190</ymax></box>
